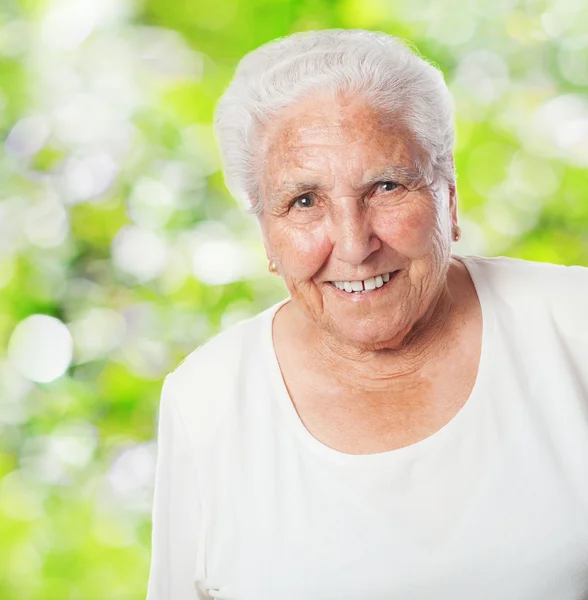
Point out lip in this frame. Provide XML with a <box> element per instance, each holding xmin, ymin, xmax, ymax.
<box><xmin>326</xmin><ymin>270</ymin><xmax>400</xmax><ymax>299</ymax></box>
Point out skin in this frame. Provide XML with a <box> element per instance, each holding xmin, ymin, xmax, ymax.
<box><xmin>256</xmin><ymin>91</ymin><xmax>482</xmax><ymax>453</ymax></box>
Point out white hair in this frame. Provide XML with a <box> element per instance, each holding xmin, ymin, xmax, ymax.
<box><xmin>213</xmin><ymin>29</ymin><xmax>455</xmax><ymax>216</ymax></box>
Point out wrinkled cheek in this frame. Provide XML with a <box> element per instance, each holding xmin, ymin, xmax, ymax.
<box><xmin>276</xmin><ymin>229</ymin><xmax>331</xmax><ymax>277</ymax></box>
<box><xmin>379</xmin><ymin>211</ymin><xmax>436</xmax><ymax>257</ymax></box>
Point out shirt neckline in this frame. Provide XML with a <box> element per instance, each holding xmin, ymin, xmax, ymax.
<box><xmin>262</xmin><ymin>254</ymin><xmax>496</xmax><ymax>468</ymax></box>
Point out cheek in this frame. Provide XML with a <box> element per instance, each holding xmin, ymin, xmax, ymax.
<box><xmin>377</xmin><ymin>204</ymin><xmax>440</xmax><ymax>255</ymax></box>
<box><xmin>272</xmin><ymin>224</ymin><xmax>332</xmax><ymax>276</ymax></box>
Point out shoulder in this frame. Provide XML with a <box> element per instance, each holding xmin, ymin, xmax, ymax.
<box><xmin>461</xmin><ymin>254</ymin><xmax>588</xmax><ymax>336</ymax></box>
<box><xmin>162</xmin><ymin>300</ymin><xmax>285</xmax><ymax>449</ymax></box>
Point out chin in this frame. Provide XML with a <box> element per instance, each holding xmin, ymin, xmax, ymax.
<box><xmin>329</xmin><ymin>315</ymin><xmax>411</xmax><ymax>352</ymax></box>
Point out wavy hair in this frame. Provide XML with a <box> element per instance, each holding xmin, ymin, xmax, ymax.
<box><xmin>214</xmin><ymin>29</ymin><xmax>455</xmax><ymax>215</ymax></box>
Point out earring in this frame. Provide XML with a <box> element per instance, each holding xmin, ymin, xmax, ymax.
<box><xmin>452</xmin><ymin>225</ymin><xmax>462</xmax><ymax>242</ymax></box>
<box><xmin>268</xmin><ymin>260</ymin><xmax>278</xmax><ymax>275</ymax></box>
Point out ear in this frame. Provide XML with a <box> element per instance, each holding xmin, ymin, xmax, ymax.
<box><xmin>446</xmin><ymin>156</ymin><xmax>458</xmax><ymax>226</ymax></box>
<box><xmin>448</xmin><ymin>180</ymin><xmax>458</xmax><ymax>226</ymax></box>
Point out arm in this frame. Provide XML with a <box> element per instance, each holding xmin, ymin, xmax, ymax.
<box><xmin>146</xmin><ymin>375</ymin><xmax>208</xmax><ymax>599</ymax></box>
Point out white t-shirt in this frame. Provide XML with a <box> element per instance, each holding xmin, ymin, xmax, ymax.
<box><xmin>146</xmin><ymin>255</ymin><xmax>588</xmax><ymax>600</ymax></box>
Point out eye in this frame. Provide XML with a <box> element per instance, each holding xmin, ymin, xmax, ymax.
<box><xmin>378</xmin><ymin>181</ymin><xmax>400</xmax><ymax>192</ymax></box>
<box><xmin>291</xmin><ymin>194</ymin><xmax>315</xmax><ymax>209</ymax></box>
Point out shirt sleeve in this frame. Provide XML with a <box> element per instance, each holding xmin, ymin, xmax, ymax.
<box><xmin>146</xmin><ymin>375</ymin><xmax>208</xmax><ymax>600</ymax></box>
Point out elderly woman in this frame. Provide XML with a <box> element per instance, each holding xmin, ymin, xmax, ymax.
<box><xmin>146</xmin><ymin>30</ymin><xmax>588</xmax><ymax>600</ymax></box>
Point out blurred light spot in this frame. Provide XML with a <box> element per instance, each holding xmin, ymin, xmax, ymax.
<box><xmin>120</xmin><ymin>338</ymin><xmax>170</xmax><ymax>379</ymax></box>
<box><xmin>24</xmin><ymin>200</ymin><xmax>70</xmax><ymax>248</ymax></box>
<box><xmin>127</xmin><ymin>178</ymin><xmax>176</xmax><ymax>228</ymax></box>
<box><xmin>0</xmin><ymin>20</ymin><xmax>31</xmax><ymax>57</ymax></box>
<box><xmin>137</xmin><ymin>27</ymin><xmax>204</xmax><ymax>80</ymax></box>
<box><xmin>160</xmin><ymin>160</ymin><xmax>201</xmax><ymax>193</ymax></box>
<box><xmin>28</xmin><ymin>260</ymin><xmax>68</xmax><ymax>304</ymax></box>
<box><xmin>507</xmin><ymin>152</ymin><xmax>560</xmax><ymax>199</ymax></box>
<box><xmin>191</xmin><ymin>233</ymin><xmax>250</xmax><ymax>285</ymax></box>
<box><xmin>41</xmin><ymin>0</ymin><xmax>96</xmax><ymax>50</ymax></box>
<box><xmin>62</xmin><ymin>153</ymin><xmax>118</xmax><ymax>203</ymax></box>
<box><xmin>49</xmin><ymin>422</ymin><xmax>99</xmax><ymax>468</ymax></box>
<box><xmin>105</xmin><ymin>442</ymin><xmax>156</xmax><ymax>513</ymax></box>
<box><xmin>483</xmin><ymin>201</ymin><xmax>526</xmax><ymax>237</ymax></box>
<box><xmin>472</xmin><ymin>0</ymin><xmax>516</xmax><ymax>19</ymax></box>
<box><xmin>8</xmin><ymin>315</ymin><xmax>73</xmax><ymax>383</ymax></box>
<box><xmin>452</xmin><ymin>51</ymin><xmax>509</xmax><ymax>106</ymax></box>
<box><xmin>426</xmin><ymin>12</ymin><xmax>476</xmax><ymax>46</ymax></box>
<box><xmin>121</xmin><ymin>302</ymin><xmax>166</xmax><ymax>341</ymax></box>
<box><xmin>39</xmin><ymin>63</ymin><xmax>82</xmax><ymax>100</ymax></box>
<box><xmin>91</xmin><ymin>65</ymin><xmax>141</xmax><ymax>116</ymax></box>
<box><xmin>0</xmin><ymin>361</ymin><xmax>34</xmax><ymax>425</ymax></box>
<box><xmin>115</xmin><ymin>302</ymin><xmax>171</xmax><ymax>377</ymax></box>
<box><xmin>168</xmin><ymin>311</ymin><xmax>212</xmax><ymax>348</ymax></box>
<box><xmin>557</xmin><ymin>119</ymin><xmax>588</xmax><ymax>166</ymax></box>
<box><xmin>63</xmin><ymin>276</ymin><xmax>108</xmax><ymax>308</ymax></box>
<box><xmin>489</xmin><ymin>182</ymin><xmax>542</xmax><ymax>234</ymax></box>
<box><xmin>541</xmin><ymin>6</ymin><xmax>580</xmax><ymax>38</ymax></box>
<box><xmin>531</xmin><ymin>95</ymin><xmax>588</xmax><ymax>166</ymax></box>
<box><xmin>558</xmin><ymin>36</ymin><xmax>588</xmax><ymax>86</ymax></box>
<box><xmin>68</xmin><ymin>307</ymin><xmax>126</xmax><ymax>364</ymax></box>
<box><xmin>5</xmin><ymin>116</ymin><xmax>50</xmax><ymax>157</ymax></box>
<box><xmin>112</xmin><ymin>226</ymin><xmax>168</xmax><ymax>282</ymax></box>
<box><xmin>20</xmin><ymin>441</ymin><xmax>69</xmax><ymax>486</ymax></box>
<box><xmin>108</xmin><ymin>442</ymin><xmax>155</xmax><ymax>496</ymax></box>
<box><xmin>158</xmin><ymin>247</ymin><xmax>190</xmax><ymax>294</ymax></box>
<box><xmin>506</xmin><ymin>11</ymin><xmax>545</xmax><ymax>43</ymax></box>
<box><xmin>0</xmin><ymin>197</ymin><xmax>27</xmax><ymax>254</ymax></box>
<box><xmin>0</xmin><ymin>470</ymin><xmax>45</xmax><ymax>521</ymax></box>
<box><xmin>53</xmin><ymin>93</ymin><xmax>126</xmax><ymax>146</ymax></box>
<box><xmin>20</xmin><ymin>423</ymin><xmax>99</xmax><ymax>486</ymax></box>
<box><xmin>488</xmin><ymin>180</ymin><xmax>537</xmax><ymax>215</ymax></box>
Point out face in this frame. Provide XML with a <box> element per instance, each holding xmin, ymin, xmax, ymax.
<box><xmin>258</xmin><ymin>93</ymin><xmax>458</xmax><ymax>351</ymax></box>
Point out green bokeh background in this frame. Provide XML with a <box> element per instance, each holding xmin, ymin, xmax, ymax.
<box><xmin>0</xmin><ymin>0</ymin><xmax>587</xmax><ymax>598</ymax></box>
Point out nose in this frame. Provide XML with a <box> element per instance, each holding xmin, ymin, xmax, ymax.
<box><xmin>330</xmin><ymin>203</ymin><xmax>381</xmax><ymax>265</ymax></box>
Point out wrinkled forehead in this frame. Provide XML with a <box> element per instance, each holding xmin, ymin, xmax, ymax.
<box><xmin>258</xmin><ymin>93</ymin><xmax>429</xmax><ymax>191</ymax></box>
<box><xmin>264</xmin><ymin>93</ymin><xmax>407</xmax><ymax>149</ymax></box>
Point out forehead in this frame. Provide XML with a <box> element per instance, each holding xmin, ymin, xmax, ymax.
<box><xmin>260</xmin><ymin>93</ymin><xmax>425</xmax><ymax>190</ymax></box>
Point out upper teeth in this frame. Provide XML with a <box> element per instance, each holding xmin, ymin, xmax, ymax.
<box><xmin>332</xmin><ymin>272</ymin><xmax>392</xmax><ymax>292</ymax></box>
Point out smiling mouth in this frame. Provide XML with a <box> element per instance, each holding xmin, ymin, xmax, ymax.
<box><xmin>328</xmin><ymin>271</ymin><xmax>398</xmax><ymax>294</ymax></box>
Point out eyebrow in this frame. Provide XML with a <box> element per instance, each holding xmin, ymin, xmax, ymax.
<box><xmin>363</xmin><ymin>166</ymin><xmax>425</xmax><ymax>187</ymax></box>
<box><xmin>269</xmin><ymin>165</ymin><xmax>425</xmax><ymax>205</ymax></box>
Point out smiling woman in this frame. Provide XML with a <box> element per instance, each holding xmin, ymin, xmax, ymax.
<box><xmin>256</xmin><ymin>92</ymin><xmax>457</xmax><ymax>351</ymax></box>
<box><xmin>146</xmin><ymin>29</ymin><xmax>588</xmax><ymax>600</ymax></box>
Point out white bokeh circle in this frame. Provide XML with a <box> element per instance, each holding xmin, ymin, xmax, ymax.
<box><xmin>8</xmin><ymin>315</ymin><xmax>73</xmax><ymax>383</ymax></box>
